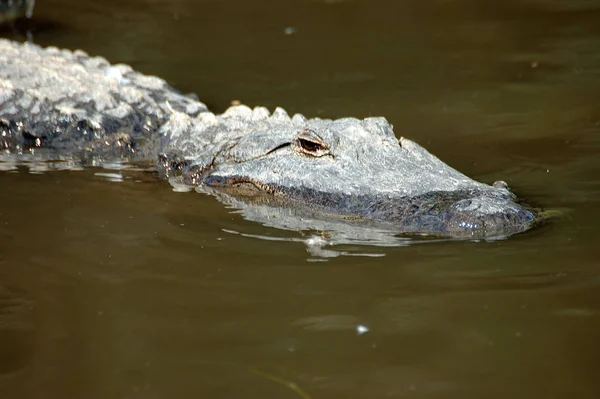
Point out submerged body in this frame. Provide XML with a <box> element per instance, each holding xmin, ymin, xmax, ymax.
<box><xmin>0</xmin><ymin>39</ymin><xmax>536</xmax><ymax>238</ymax></box>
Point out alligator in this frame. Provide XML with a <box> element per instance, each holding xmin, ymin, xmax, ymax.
<box><xmin>0</xmin><ymin>39</ymin><xmax>537</xmax><ymax>239</ymax></box>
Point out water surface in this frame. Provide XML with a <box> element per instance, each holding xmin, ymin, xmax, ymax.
<box><xmin>1</xmin><ymin>0</ymin><xmax>600</xmax><ymax>398</ymax></box>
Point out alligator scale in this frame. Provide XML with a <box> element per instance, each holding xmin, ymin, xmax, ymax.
<box><xmin>0</xmin><ymin>39</ymin><xmax>536</xmax><ymax>239</ymax></box>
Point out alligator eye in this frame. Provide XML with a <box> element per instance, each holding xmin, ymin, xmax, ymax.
<box><xmin>299</xmin><ymin>138</ymin><xmax>325</xmax><ymax>153</ymax></box>
<box><xmin>294</xmin><ymin>129</ymin><xmax>331</xmax><ymax>157</ymax></box>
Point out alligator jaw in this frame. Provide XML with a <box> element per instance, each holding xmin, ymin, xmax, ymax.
<box><xmin>202</xmin><ymin>175</ymin><xmax>536</xmax><ymax>239</ymax></box>
<box><xmin>367</xmin><ymin>190</ymin><xmax>537</xmax><ymax>238</ymax></box>
<box><xmin>203</xmin><ymin>174</ymin><xmax>282</xmax><ymax>197</ymax></box>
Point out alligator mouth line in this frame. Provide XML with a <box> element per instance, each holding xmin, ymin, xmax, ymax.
<box><xmin>204</xmin><ymin>176</ymin><xmax>371</xmax><ymax>221</ymax></box>
<box><xmin>203</xmin><ymin>175</ymin><xmax>282</xmax><ymax>197</ymax></box>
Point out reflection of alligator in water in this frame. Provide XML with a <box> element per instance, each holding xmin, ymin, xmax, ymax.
<box><xmin>0</xmin><ymin>39</ymin><xmax>537</xmax><ymax>239</ymax></box>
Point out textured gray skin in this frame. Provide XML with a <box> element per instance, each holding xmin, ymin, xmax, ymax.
<box><xmin>162</xmin><ymin>107</ymin><xmax>535</xmax><ymax>237</ymax></box>
<box><xmin>0</xmin><ymin>39</ymin><xmax>205</xmax><ymax>162</ymax></box>
<box><xmin>0</xmin><ymin>39</ymin><xmax>536</xmax><ymax>238</ymax></box>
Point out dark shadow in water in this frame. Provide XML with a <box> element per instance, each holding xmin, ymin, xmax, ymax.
<box><xmin>0</xmin><ymin>284</ymin><xmax>33</xmax><ymax>377</ymax></box>
<box><xmin>0</xmin><ymin>18</ymin><xmax>63</xmax><ymax>40</ymax></box>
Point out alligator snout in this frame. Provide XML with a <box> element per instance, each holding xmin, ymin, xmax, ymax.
<box><xmin>446</xmin><ymin>200</ymin><xmax>535</xmax><ymax>238</ymax></box>
<box><xmin>357</xmin><ymin>189</ymin><xmax>536</xmax><ymax>238</ymax></box>
<box><xmin>432</xmin><ymin>193</ymin><xmax>535</xmax><ymax>238</ymax></box>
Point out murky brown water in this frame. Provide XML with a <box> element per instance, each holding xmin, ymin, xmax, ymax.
<box><xmin>1</xmin><ymin>0</ymin><xmax>600</xmax><ymax>398</ymax></box>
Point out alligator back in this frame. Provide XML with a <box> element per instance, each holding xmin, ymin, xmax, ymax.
<box><xmin>0</xmin><ymin>39</ymin><xmax>206</xmax><ymax>163</ymax></box>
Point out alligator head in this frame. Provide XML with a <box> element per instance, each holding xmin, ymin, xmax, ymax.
<box><xmin>159</xmin><ymin>105</ymin><xmax>536</xmax><ymax>239</ymax></box>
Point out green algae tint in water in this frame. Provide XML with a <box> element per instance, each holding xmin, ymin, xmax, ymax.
<box><xmin>1</xmin><ymin>0</ymin><xmax>600</xmax><ymax>398</ymax></box>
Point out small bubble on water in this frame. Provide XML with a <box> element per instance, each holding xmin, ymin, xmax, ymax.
<box><xmin>356</xmin><ymin>324</ymin><xmax>369</xmax><ymax>335</ymax></box>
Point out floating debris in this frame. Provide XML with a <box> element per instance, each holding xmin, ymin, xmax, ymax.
<box><xmin>356</xmin><ymin>324</ymin><xmax>369</xmax><ymax>335</ymax></box>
